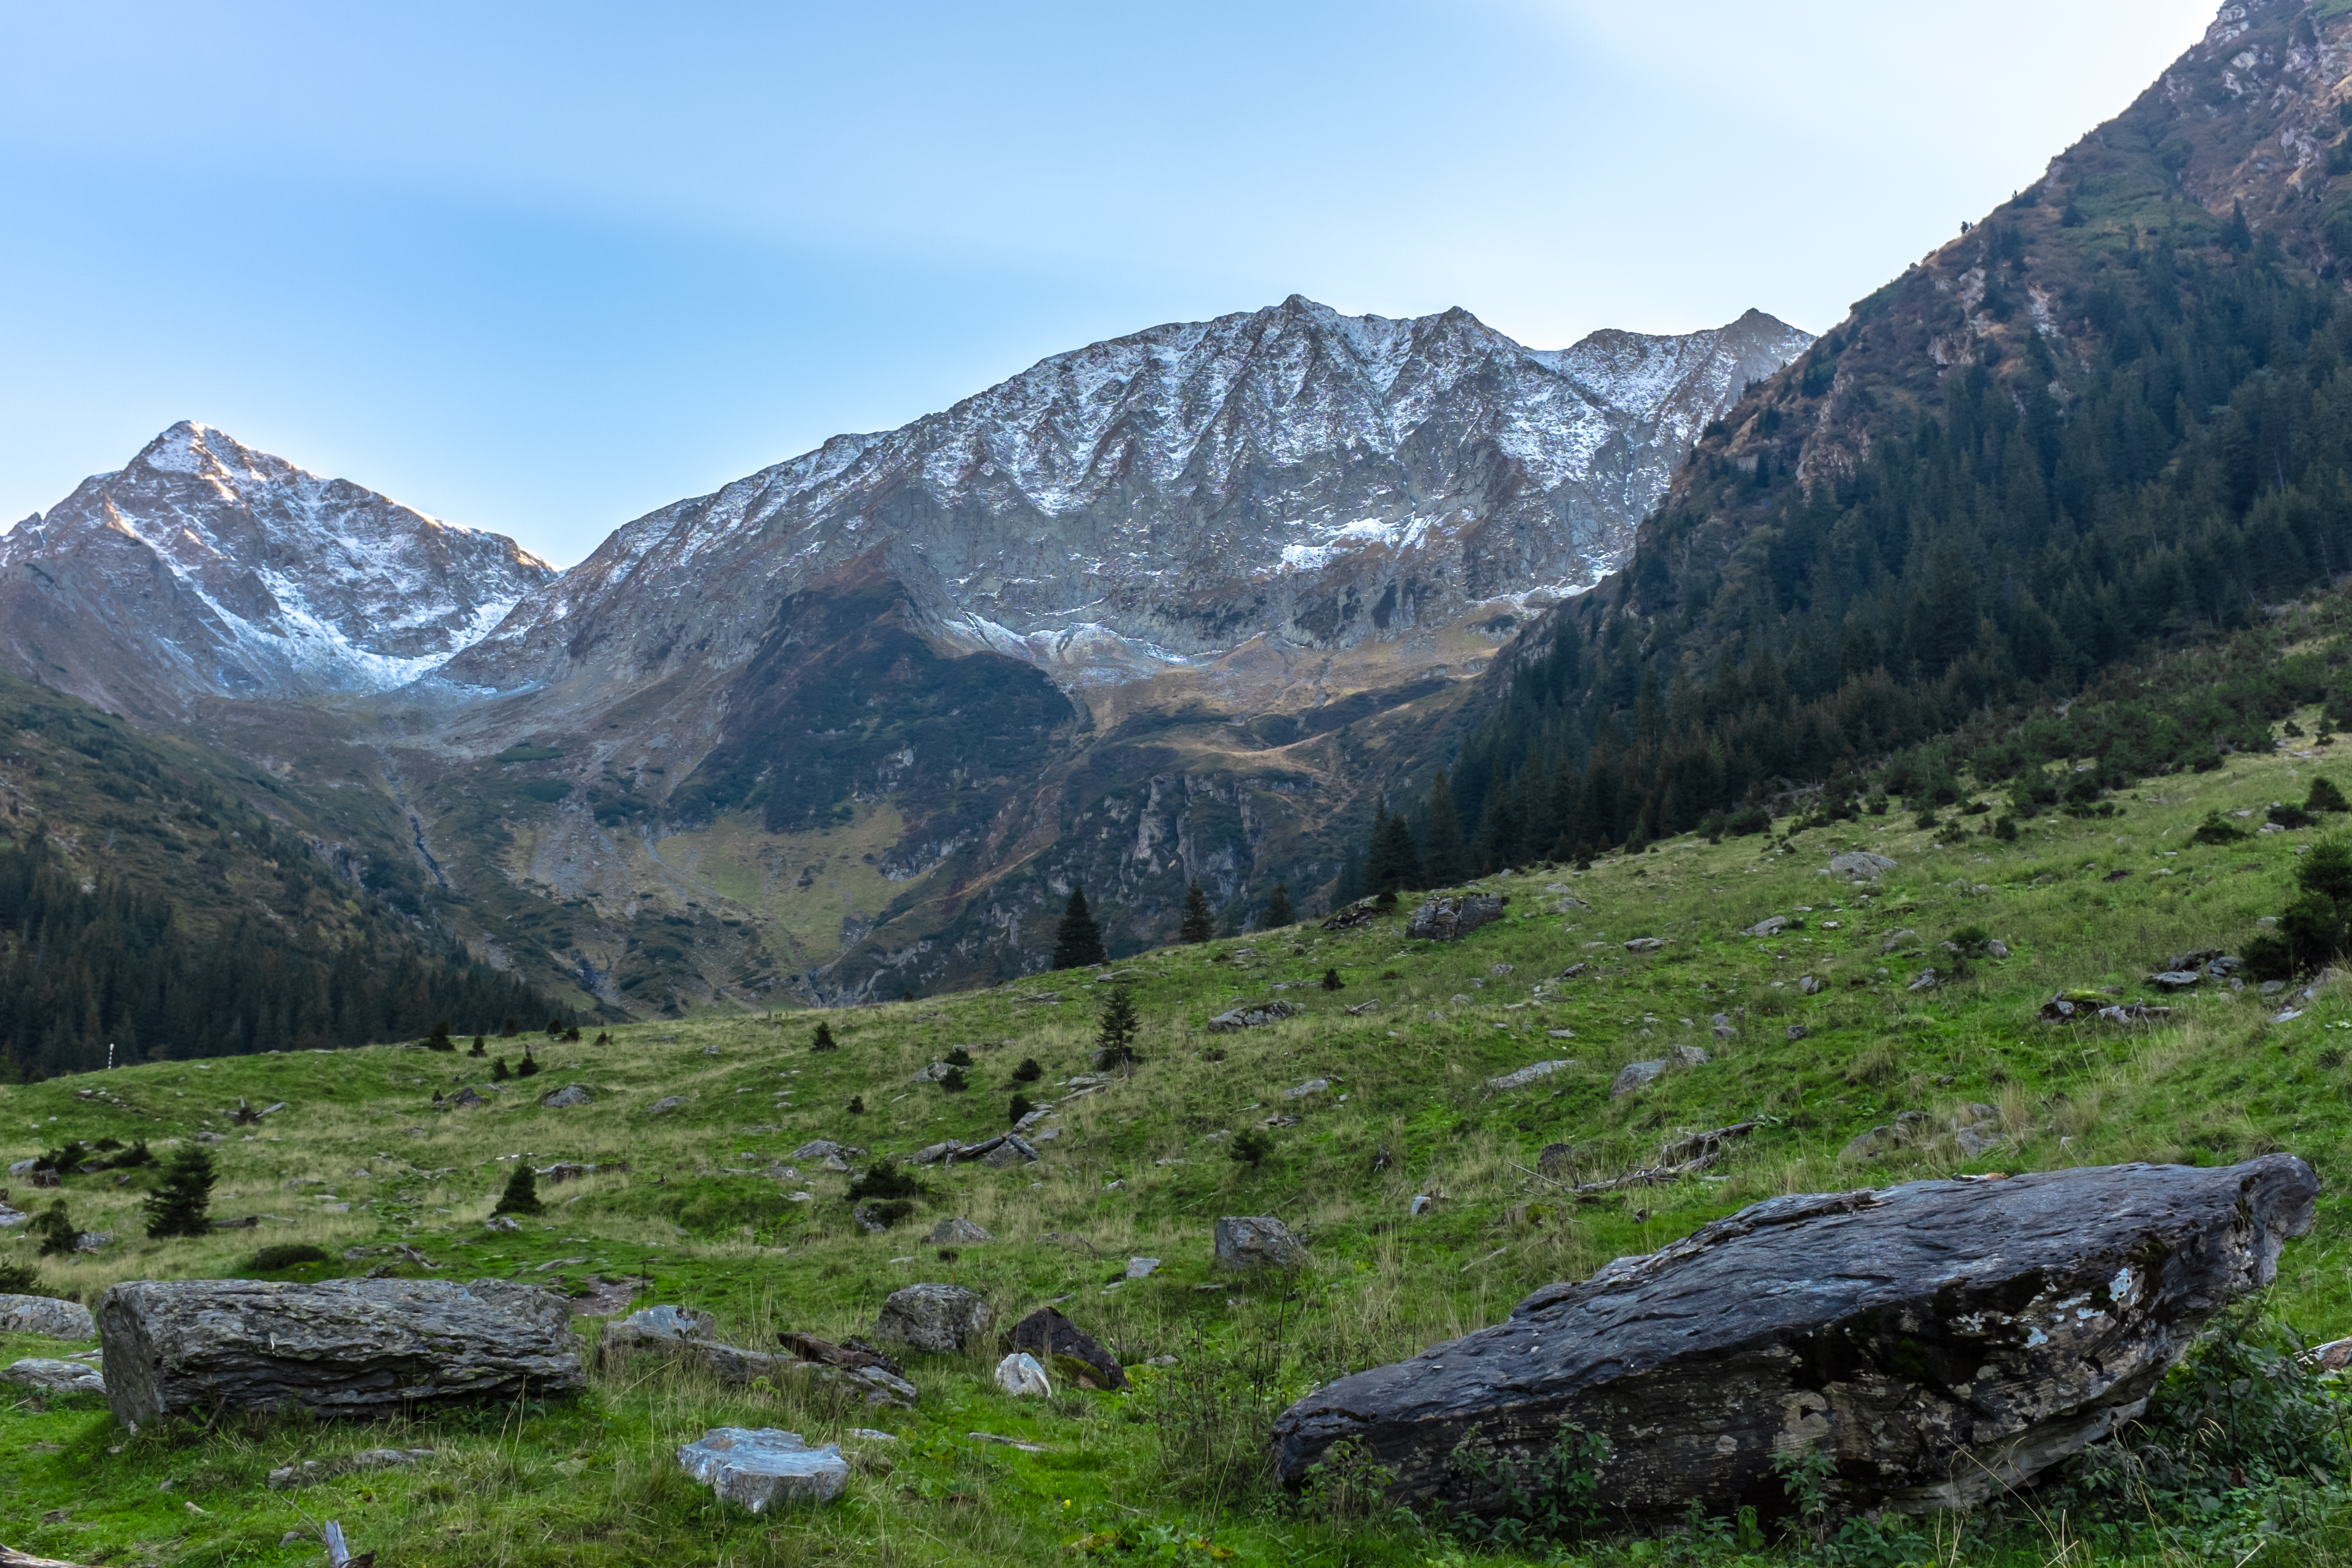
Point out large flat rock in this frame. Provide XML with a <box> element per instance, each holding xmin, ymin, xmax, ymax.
<box><xmin>1272</xmin><ymin>1158</ymin><xmax>2318</xmax><ymax>1525</ymax></box>
<box><xmin>98</xmin><ymin>1277</ymin><xmax>584</xmax><ymax>1426</ymax></box>
<box><xmin>677</xmin><ymin>1426</ymin><xmax>848</xmax><ymax>1510</ymax></box>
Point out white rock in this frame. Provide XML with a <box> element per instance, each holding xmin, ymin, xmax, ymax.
<box><xmin>676</xmin><ymin>1427</ymin><xmax>848</xmax><ymax>1510</ymax></box>
<box><xmin>1485</xmin><ymin>1058</ymin><xmax>1574</xmax><ymax>1091</ymax></box>
<box><xmin>1</xmin><ymin>1357</ymin><xmax>104</xmax><ymax>1394</ymax></box>
<box><xmin>994</xmin><ymin>1352</ymin><xmax>1053</xmax><ymax>1397</ymax></box>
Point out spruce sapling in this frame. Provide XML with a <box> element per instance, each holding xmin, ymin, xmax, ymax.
<box><xmin>495</xmin><ymin>1163</ymin><xmax>544</xmax><ymax>1216</ymax></box>
<box><xmin>143</xmin><ymin>1143</ymin><xmax>218</xmax><ymax>1239</ymax></box>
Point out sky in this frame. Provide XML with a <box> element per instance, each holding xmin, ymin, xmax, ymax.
<box><xmin>0</xmin><ymin>0</ymin><xmax>2221</xmax><ymax>568</ymax></box>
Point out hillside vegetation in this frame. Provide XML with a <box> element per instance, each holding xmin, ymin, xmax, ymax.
<box><xmin>3</xmin><ymin>683</ymin><xmax>2350</xmax><ymax>1565</ymax></box>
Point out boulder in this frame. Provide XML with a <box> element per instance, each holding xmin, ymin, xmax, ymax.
<box><xmin>97</xmin><ymin>1277</ymin><xmax>584</xmax><ymax>1426</ymax></box>
<box><xmin>604</xmin><ymin>1309</ymin><xmax>917</xmax><ymax>1407</ymax></box>
<box><xmin>994</xmin><ymin>1351</ymin><xmax>1052</xmax><ymax>1397</ymax></box>
<box><xmin>0</xmin><ymin>1294</ymin><xmax>95</xmax><ymax>1339</ymax></box>
<box><xmin>2</xmin><ymin>1357</ymin><xmax>104</xmax><ymax>1394</ymax></box>
<box><xmin>538</xmin><ymin>1083</ymin><xmax>592</xmax><ymax>1108</ymax></box>
<box><xmin>791</xmin><ymin>1139</ymin><xmax>864</xmax><ymax>1162</ymax></box>
<box><xmin>1623</xmin><ymin>937</ymin><xmax>1664</xmax><ymax>953</ymax></box>
<box><xmin>649</xmin><ymin>1096</ymin><xmax>687</xmax><ymax>1115</ymax></box>
<box><xmin>1004</xmin><ymin>1305</ymin><xmax>1126</xmax><ymax>1390</ymax></box>
<box><xmin>1741</xmin><ymin>916</ymin><xmax>1789</xmax><ymax>939</ymax></box>
<box><xmin>1610</xmin><ymin>1060</ymin><xmax>1666</xmax><ymax>1096</ymax></box>
<box><xmin>1322</xmin><ymin>899</ymin><xmax>1382</xmax><ymax>931</ymax></box>
<box><xmin>1829</xmin><ymin>850</ymin><xmax>1897</xmax><ymax>879</ymax></box>
<box><xmin>1797</xmin><ymin>975</ymin><xmax>1822</xmax><ymax>996</ymax></box>
<box><xmin>1486</xmin><ymin>1059</ymin><xmax>1575</xmax><ymax>1092</ymax></box>
<box><xmin>1405</xmin><ymin>894</ymin><xmax>1505</xmax><ymax>941</ymax></box>
<box><xmin>1880</xmin><ymin>929</ymin><xmax>1920</xmax><ymax>955</ymax></box>
<box><xmin>872</xmin><ymin>1283</ymin><xmax>992</xmax><ymax>1353</ymax></box>
<box><xmin>1214</xmin><ymin>1215</ymin><xmax>1307</xmax><ymax>1270</ymax></box>
<box><xmin>927</xmin><ymin>1217</ymin><xmax>992</xmax><ymax>1246</ymax></box>
<box><xmin>1206</xmin><ymin>1000</ymin><xmax>1302</xmax><ymax>1032</ymax></box>
<box><xmin>2148</xmin><ymin>971</ymin><xmax>2202</xmax><ymax>992</ymax></box>
<box><xmin>677</xmin><ymin>1427</ymin><xmax>848</xmax><ymax>1511</ymax></box>
<box><xmin>1271</xmin><ymin>1157</ymin><xmax>2319</xmax><ymax>1526</ymax></box>
<box><xmin>448</xmin><ymin>1087</ymin><xmax>486</xmax><ymax>1108</ymax></box>
<box><xmin>1282</xmin><ymin>1078</ymin><xmax>1331</xmax><ymax>1099</ymax></box>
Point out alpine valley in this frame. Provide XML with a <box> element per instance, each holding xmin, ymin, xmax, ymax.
<box><xmin>0</xmin><ymin>302</ymin><xmax>1809</xmax><ymax>1018</ymax></box>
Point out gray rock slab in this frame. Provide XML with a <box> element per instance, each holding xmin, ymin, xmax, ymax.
<box><xmin>0</xmin><ymin>1294</ymin><xmax>95</xmax><ymax>1339</ymax></box>
<box><xmin>1609</xmin><ymin>1060</ymin><xmax>1666</xmax><ymax>1096</ymax></box>
<box><xmin>1485</xmin><ymin>1059</ymin><xmax>1575</xmax><ymax>1092</ymax></box>
<box><xmin>1271</xmin><ymin>1156</ymin><xmax>2319</xmax><ymax>1528</ymax></box>
<box><xmin>928</xmin><ymin>1217</ymin><xmax>992</xmax><ymax>1245</ymax></box>
<box><xmin>538</xmin><ymin>1083</ymin><xmax>592</xmax><ymax>1108</ymax></box>
<box><xmin>1206</xmin><ymin>1000</ymin><xmax>1302</xmax><ymax>1032</ymax></box>
<box><xmin>677</xmin><ymin>1427</ymin><xmax>848</xmax><ymax>1511</ymax></box>
<box><xmin>1830</xmin><ymin>851</ymin><xmax>1898</xmax><ymax>878</ymax></box>
<box><xmin>97</xmin><ymin>1277</ymin><xmax>584</xmax><ymax>1426</ymax></box>
<box><xmin>1405</xmin><ymin>894</ymin><xmax>1505</xmax><ymax>941</ymax></box>
<box><xmin>2</xmin><ymin>1356</ymin><xmax>104</xmax><ymax>1394</ymax></box>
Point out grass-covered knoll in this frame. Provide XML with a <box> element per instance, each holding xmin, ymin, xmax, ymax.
<box><xmin>3</xmin><ymin>725</ymin><xmax>2351</xmax><ymax>1565</ymax></box>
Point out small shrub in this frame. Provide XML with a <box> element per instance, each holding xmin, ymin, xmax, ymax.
<box><xmin>545</xmin><ymin>1017</ymin><xmax>564</xmax><ymax>1038</ymax></box>
<box><xmin>944</xmin><ymin>1045</ymin><xmax>974</xmax><ymax>1068</ymax></box>
<box><xmin>425</xmin><ymin>1019</ymin><xmax>455</xmax><ymax>1052</ymax></box>
<box><xmin>1441</xmin><ymin>1423</ymin><xmax>1612</xmax><ymax>1546</ymax></box>
<box><xmin>859</xmin><ymin>1199</ymin><xmax>915</xmax><ymax>1229</ymax></box>
<box><xmin>143</xmin><ymin>1144</ymin><xmax>218</xmax><ymax>1239</ymax></box>
<box><xmin>846</xmin><ymin>1159</ymin><xmax>929</xmax><ymax>1203</ymax></box>
<box><xmin>250</xmin><ymin>1243</ymin><xmax>331</xmax><ymax>1273</ymax></box>
<box><xmin>2308</xmin><ymin>776</ymin><xmax>2350</xmax><ymax>813</ymax></box>
<box><xmin>1321</xmin><ymin>968</ymin><xmax>1344</xmax><ymax>991</ymax></box>
<box><xmin>491</xmin><ymin>1057</ymin><xmax>511</xmax><ymax>1082</ymax></box>
<box><xmin>846</xmin><ymin>1095</ymin><xmax>865</xmax><ymax>1115</ymax></box>
<box><xmin>2192</xmin><ymin>812</ymin><xmax>2247</xmax><ymax>845</ymax></box>
<box><xmin>811</xmin><ymin>1022</ymin><xmax>838</xmax><ymax>1052</ymax></box>
<box><xmin>468</xmin><ymin>1036</ymin><xmax>487</xmax><ymax>1057</ymax></box>
<box><xmin>1008</xmin><ymin>1092</ymin><xmax>1035</xmax><ymax>1123</ymax></box>
<box><xmin>515</xmin><ymin>1051</ymin><xmax>540</xmax><ymax>1079</ymax></box>
<box><xmin>30</xmin><ymin>1200</ymin><xmax>75</xmax><ymax>1258</ymax></box>
<box><xmin>938</xmin><ymin>1066</ymin><xmax>969</xmax><ymax>1093</ymax></box>
<box><xmin>1992</xmin><ymin>814</ymin><xmax>2020</xmax><ymax>841</ymax></box>
<box><xmin>563</xmin><ymin>1026</ymin><xmax>582</xmax><ymax>1042</ymax></box>
<box><xmin>2271</xmin><ymin>802</ymin><xmax>2317</xmax><ymax>830</ymax></box>
<box><xmin>500</xmin><ymin>1015</ymin><xmax>519</xmax><ymax>1038</ymax></box>
<box><xmin>0</xmin><ymin>1259</ymin><xmax>43</xmax><ymax>1294</ymax></box>
<box><xmin>1229</xmin><ymin>1129</ymin><xmax>1274</xmax><ymax>1167</ymax></box>
<box><xmin>1011</xmin><ymin>1057</ymin><xmax>1043</xmax><ymax>1084</ymax></box>
<box><xmin>494</xmin><ymin>1164</ymin><xmax>544</xmax><ymax>1216</ymax></box>
<box><xmin>1912</xmin><ymin>809</ymin><xmax>1940</xmax><ymax>831</ymax></box>
<box><xmin>592</xmin><ymin>1031</ymin><xmax>610</xmax><ymax>1046</ymax></box>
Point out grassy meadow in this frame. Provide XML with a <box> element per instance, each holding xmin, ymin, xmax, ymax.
<box><xmin>4</xmin><ymin>721</ymin><xmax>2352</xmax><ymax>1566</ymax></box>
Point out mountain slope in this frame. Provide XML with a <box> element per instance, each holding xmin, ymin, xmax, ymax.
<box><xmin>1413</xmin><ymin>0</ymin><xmax>2352</xmax><ymax>866</ymax></box>
<box><xmin>0</xmin><ymin>422</ymin><xmax>554</xmax><ymax>720</ymax></box>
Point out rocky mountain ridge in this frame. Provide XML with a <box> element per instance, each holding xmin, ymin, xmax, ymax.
<box><xmin>0</xmin><ymin>422</ymin><xmax>554</xmax><ymax>720</ymax></box>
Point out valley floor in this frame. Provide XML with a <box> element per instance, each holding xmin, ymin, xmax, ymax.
<box><xmin>4</xmin><ymin>724</ymin><xmax>2352</xmax><ymax>1566</ymax></box>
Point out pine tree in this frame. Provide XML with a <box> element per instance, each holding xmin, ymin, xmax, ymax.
<box><xmin>491</xmin><ymin>1056</ymin><xmax>511</xmax><ymax>1082</ymax></box>
<box><xmin>1421</xmin><ymin>769</ymin><xmax>1468</xmax><ymax>886</ymax></box>
<box><xmin>1052</xmin><ymin>887</ymin><xmax>1107</xmax><ymax>970</ymax></box>
<box><xmin>468</xmin><ymin>1035</ymin><xmax>487</xmax><ymax>1057</ymax></box>
<box><xmin>516</xmin><ymin>1047</ymin><xmax>540</xmax><ymax>1078</ymax></box>
<box><xmin>1178</xmin><ymin>882</ymin><xmax>1215</xmax><ymax>943</ymax></box>
<box><xmin>1262</xmin><ymin>882</ymin><xmax>1294</xmax><ymax>930</ymax></box>
<box><xmin>425</xmin><ymin>1019</ymin><xmax>454</xmax><ymax>1052</ymax></box>
<box><xmin>812</xmin><ymin>1021</ymin><xmax>838</xmax><ymax>1051</ymax></box>
<box><xmin>143</xmin><ymin>1144</ymin><xmax>218</xmax><ymax>1239</ymax></box>
<box><xmin>1334</xmin><ymin>847</ymin><xmax>1363</xmax><ymax>906</ymax></box>
<box><xmin>2310</xmin><ymin>776</ymin><xmax>2350</xmax><ymax>814</ymax></box>
<box><xmin>494</xmin><ymin>1163</ymin><xmax>543</xmax><ymax>1216</ymax></box>
<box><xmin>1095</xmin><ymin>985</ymin><xmax>1141</xmax><ymax>1069</ymax></box>
<box><xmin>1366</xmin><ymin>800</ymin><xmax>1422</xmax><ymax>894</ymax></box>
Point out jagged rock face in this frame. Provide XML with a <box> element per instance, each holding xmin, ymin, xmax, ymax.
<box><xmin>0</xmin><ymin>421</ymin><xmax>553</xmax><ymax>716</ymax></box>
<box><xmin>1271</xmin><ymin>1157</ymin><xmax>2320</xmax><ymax>1527</ymax></box>
<box><xmin>446</xmin><ymin>298</ymin><xmax>1809</xmax><ymax>698</ymax></box>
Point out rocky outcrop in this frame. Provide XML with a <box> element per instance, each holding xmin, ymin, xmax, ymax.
<box><xmin>1406</xmin><ymin>895</ymin><xmax>1505</xmax><ymax>942</ymax></box>
<box><xmin>2</xmin><ymin>1357</ymin><xmax>104</xmax><ymax>1394</ymax></box>
<box><xmin>98</xmin><ymin>1277</ymin><xmax>583</xmax><ymax>1425</ymax></box>
<box><xmin>1271</xmin><ymin>1158</ymin><xmax>2320</xmax><ymax>1526</ymax></box>
<box><xmin>602</xmin><ymin>1305</ymin><xmax>918</xmax><ymax>1407</ymax></box>
<box><xmin>1206</xmin><ymin>1001</ymin><xmax>1301</xmax><ymax>1032</ymax></box>
<box><xmin>677</xmin><ymin>1427</ymin><xmax>848</xmax><ymax>1510</ymax></box>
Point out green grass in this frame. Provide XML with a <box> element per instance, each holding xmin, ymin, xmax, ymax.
<box><xmin>4</xmin><ymin>725</ymin><xmax>2352</xmax><ymax>1565</ymax></box>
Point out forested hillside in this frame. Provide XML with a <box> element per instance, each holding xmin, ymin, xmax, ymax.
<box><xmin>1372</xmin><ymin>0</ymin><xmax>2352</xmax><ymax>877</ymax></box>
<box><xmin>0</xmin><ymin>673</ymin><xmax>562</xmax><ymax>1078</ymax></box>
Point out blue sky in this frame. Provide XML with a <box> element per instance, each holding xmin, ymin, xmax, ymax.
<box><xmin>0</xmin><ymin>0</ymin><xmax>2218</xmax><ymax>566</ymax></box>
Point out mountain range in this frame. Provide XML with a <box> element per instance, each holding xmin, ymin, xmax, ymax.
<box><xmin>0</xmin><ymin>301</ymin><xmax>1808</xmax><ymax>1013</ymax></box>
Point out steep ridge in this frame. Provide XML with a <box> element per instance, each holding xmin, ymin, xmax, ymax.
<box><xmin>0</xmin><ymin>422</ymin><xmax>554</xmax><ymax>720</ymax></box>
<box><xmin>1414</xmin><ymin>0</ymin><xmax>2352</xmax><ymax>866</ymax></box>
<box><xmin>445</xmin><ymin>298</ymin><xmax>1807</xmax><ymax>705</ymax></box>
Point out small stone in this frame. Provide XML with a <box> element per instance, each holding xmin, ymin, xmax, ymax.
<box><xmin>539</xmin><ymin>1083</ymin><xmax>592</xmax><ymax>1108</ymax></box>
<box><xmin>1282</xmin><ymin>1078</ymin><xmax>1331</xmax><ymax>1099</ymax></box>
<box><xmin>649</xmin><ymin>1096</ymin><xmax>687</xmax><ymax>1115</ymax></box>
<box><xmin>1907</xmin><ymin>969</ymin><xmax>1939</xmax><ymax>992</ymax></box>
<box><xmin>676</xmin><ymin>1427</ymin><xmax>848</xmax><ymax>1511</ymax></box>
<box><xmin>1623</xmin><ymin>937</ymin><xmax>1665</xmax><ymax>953</ymax></box>
<box><xmin>1670</xmin><ymin>1044</ymin><xmax>1710</xmax><ymax>1068</ymax></box>
<box><xmin>1006</xmin><ymin>1304</ymin><xmax>1126</xmax><ymax>1389</ymax></box>
<box><xmin>1206</xmin><ymin>1000</ymin><xmax>1303</xmax><ymax>1032</ymax></box>
<box><xmin>1797</xmin><ymin>975</ymin><xmax>1822</xmax><ymax>996</ymax></box>
<box><xmin>1741</xmin><ymin>915</ymin><xmax>1789</xmax><ymax>938</ymax></box>
<box><xmin>927</xmin><ymin>1217</ymin><xmax>992</xmax><ymax>1246</ymax></box>
<box><xmin>1881</xmin><ymin>929</ymin><xmax>1920</xmax><ymax>955</ymax></box>
<box><xmin>1404</xmin><ymin>894</ymin><xmax>1505</xmax><ymax>941</ymax></box>
<box><xmin>1786</xmin><ymin>1025</ymin><xmax>1811</xmax><ymax>1041</ymax></box>
<box><xmin>1126</xmin><ymin>1257</ymin><xmax>1161</xmax><ymax>1279</ymax></box>
<box><xmin>1828</xmin><ymin>850</ymin><xmax>1897</xmax><ymax>879</ymax></box>
<box><xmin>994</xmin><ymin>1351</ymin><xmax>1052</xmax><ymax>1396</ymax></box>
<box><xmin>484</xmin><ymin>1214</ymin><xmax>522</xmax><ymax>1233</ymax></box>
<box><xmin>791</xmin><ymin>1139</ymin><xmax>867</xmax><ymax>1163</ymax></box>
